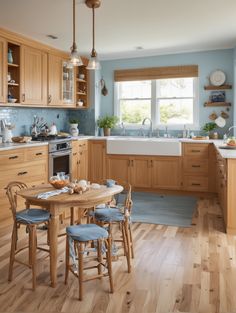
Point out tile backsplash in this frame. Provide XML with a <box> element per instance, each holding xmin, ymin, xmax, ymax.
<box><xmin>0</xmin><ymin>107</ymin><xmax>70</xmax><ymax>136</ymax></box>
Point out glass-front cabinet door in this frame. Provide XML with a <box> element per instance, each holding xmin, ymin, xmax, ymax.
<box><xmin>62</xmin><ymin>61</ymin><xmax>74</xmax><ymax>105</ymax></box>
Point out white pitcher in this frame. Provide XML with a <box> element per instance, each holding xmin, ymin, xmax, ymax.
<box><xmin>3</xmin><ymin>128</ymin><xmax>13</xmax><ymax>143</ymax></box>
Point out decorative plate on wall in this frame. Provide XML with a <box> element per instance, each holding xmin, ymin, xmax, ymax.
<box><xmin>209</xmin><ymin>70</ymin><xmax>226</xmax><ymax>86</ymax></box>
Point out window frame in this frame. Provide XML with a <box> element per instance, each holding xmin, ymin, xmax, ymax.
<box><xmin>114</xmin><ymin>77</ymin><xmax>199</xmax><ymax>130</ymax></box>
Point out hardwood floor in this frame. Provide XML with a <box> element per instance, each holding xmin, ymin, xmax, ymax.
<box><xmin>0</xmin><ymin>198</ymin><xmax>236</xmax><ymax>313</ymax></box>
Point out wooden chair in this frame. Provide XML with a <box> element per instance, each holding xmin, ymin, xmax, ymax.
<box><xmin>93</xmin><ymin>180</ymin><xmax>134</xmax><ymax>273</ymax></box>
<box><xmin>65</xmin><ymin>223</ymin><xmax>113</xmax><ymax>301</ymax></box>
<box><xmin>6</xmin><ymin>181</ymin><xmax>50</xmax><ymax>290</ymax></box>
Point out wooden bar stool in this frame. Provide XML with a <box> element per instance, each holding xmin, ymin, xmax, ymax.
<box><xmin>6</xmin><ymin>181</ymin><xmax>50</xmax><ymax>290</ymax></box>
<box><xmin>65</xmin><ymin>223</ymin><xmax>113</xmax><ymax>301</ymax></box>
<box><xmin>94</xmin><ymin>181</ymin><xmax>134</xmax><ymax>273</ymax></box>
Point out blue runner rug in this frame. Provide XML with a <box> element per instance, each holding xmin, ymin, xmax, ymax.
<box><xmin>131</xmin><ymin>192</ymin><xmax>197</xmax><ymax>227</ymax></box>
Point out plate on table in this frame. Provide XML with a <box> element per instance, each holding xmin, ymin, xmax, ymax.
<box><xmin>209</xmin><ymin>70</ymin><xmax>226</xmax><ymax>86</ymax></box>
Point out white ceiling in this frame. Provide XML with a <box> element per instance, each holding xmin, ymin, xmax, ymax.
<box><xmin>0</xmin><ymin>0</ymin><xmax>236</xmax><ymax>60</ymax></box>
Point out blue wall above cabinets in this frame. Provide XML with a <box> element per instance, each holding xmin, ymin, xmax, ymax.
<box><xmin>100</xmin><ymin>49</ymin><xmax>234</xmax><ymax>135</ymax></box>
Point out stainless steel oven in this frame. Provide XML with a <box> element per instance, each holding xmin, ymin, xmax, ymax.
<box><xmin>48</xmin><ymin>139</ymin><xmax>72</xmax><ymax>179</ymax></box>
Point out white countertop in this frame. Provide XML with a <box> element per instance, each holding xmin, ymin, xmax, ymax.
<box><xmin>0</xmin><ymin>141</ymin><xmax>48</xmax><ymax>151</ymax></box>
<box><xmin>1</xmin><ymin>136</ymin><xmax>236</xmax><ymax>159</ymax></box>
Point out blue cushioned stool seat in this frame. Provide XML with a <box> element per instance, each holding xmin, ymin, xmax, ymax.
<box><xmin>94</xmin><ymin>208</ymin><xmax>124</xmax><ymax>223</ymax></box>
<box><xmin>66</xmin><ymin>224</ymin><xmax>108</xmax><ymax>242</ymax></box>
<box><xmin>16</xmin><ymin>209</ymin><xmax>50</xmax><ymax>224</ymax></box>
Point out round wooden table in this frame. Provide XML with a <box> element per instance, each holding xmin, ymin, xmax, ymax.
<box><xmin>18</xmin><ymin>184</ymin><xmax>123</xmax><ymax>287</ymax></box>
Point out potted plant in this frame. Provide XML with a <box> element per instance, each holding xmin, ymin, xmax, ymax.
<box><xmin>202</xmin><ymin>122</ymin><xmax>217</xmax><ymax>138</ymax></box>
<box><xmin>97</xmin><ymin>115</ymin><xmax>118</xmax><ymax>136</ymax></box>
<box><xmin>69</xmin><ymin>118</ymin><xmax>79</xmax><ymax>136</ymax></box>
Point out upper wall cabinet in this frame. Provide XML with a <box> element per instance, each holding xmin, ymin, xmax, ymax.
<box><xmin>0</xmin><ymin>28</ymin><xmax>90</xmax><ymax>108</ymax></box>
<box><xmin>0</xmin><ymin>37</ymin><xmax>7</xmax><ymax>103</ymax></box>
<box><xmin>76</xmin><ymin>62</ymin><xmax>90</xmax><ymax>109</ymax></box>
<box><xmin>48</xmin><ymin>54</ymin><xmax>76</xmax><ymax>107</ymax></box>
<box><xmin>21</xmin><ymin>46</ymin><xmax>47</xmax><ymax>105</ymax></box>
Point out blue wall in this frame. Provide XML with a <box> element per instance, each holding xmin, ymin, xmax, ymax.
<box><xmin>100</xmin><ymin>49</ymin><xmax>234</xmax><ymax>136</ymax></box>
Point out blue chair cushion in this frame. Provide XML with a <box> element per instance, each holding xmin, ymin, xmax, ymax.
<box><xmin>66</xmin><ymin>224</ymin><xmax>108</xmax><ymax>242</ymax></box>
<box><xmin>16</xmin><ymin>209</ymin><xmax>50</xmax><ymax>224</ymax></box>
<box><xmin>94</xmin><ymin>208</ymin><xmax>124</xmax><ymax>223</ymax></box>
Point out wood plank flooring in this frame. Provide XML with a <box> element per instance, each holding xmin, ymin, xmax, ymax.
<box><xmin>0</xmin><ymin>198</ymin><xmax>236</xmax><ymax>313</ymax></box>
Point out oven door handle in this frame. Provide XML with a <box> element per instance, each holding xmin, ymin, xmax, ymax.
<box><xmin>50</xmin><ymin>151</ymin><xmax>71</xmax><ymax>157</ymax></box>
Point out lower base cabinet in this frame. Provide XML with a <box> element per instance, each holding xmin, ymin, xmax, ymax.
<box><xmin>0</xmin><ymin>145</ymin><xmax>48</xmax><ymax>221</ymax></box>
<box><xmin>71</xmin><ymin>140</ymin><xmax>88</xmax><ymax>181</ymax></box>
<box><xmin>152</xmin><ymin>157</ymin><xmax>182</xmax><ymax>189</ymax></box>
<box><xmin>106</xmin><ymin>155</ymin><xmax>181</xmax><ymax>190</ymax></box>
<box><xmin>88</xmin><ymin>140</ymin><xmax>106</xmax><ymax>182</ymax></box>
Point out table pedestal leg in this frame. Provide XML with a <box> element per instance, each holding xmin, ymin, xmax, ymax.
<box><xmin>49</xmin><ymin>212</ymin><xmax>59</xmax><ymax>287</ymax></box>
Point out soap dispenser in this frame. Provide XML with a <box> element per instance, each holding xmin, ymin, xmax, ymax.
<box><xmin>183</xmin><ymin>125</ymin><xmax>187</xmax><ymax>138</ymax></box>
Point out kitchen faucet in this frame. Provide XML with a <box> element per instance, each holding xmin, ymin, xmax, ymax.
<box><xmin>120</xmin><ymin>122</ymin><xmax>126</xmax><ymax>136</ymax></box>
<box><xmin>224</xmin><ymin>126</ymin><xmax>236</xmax><ymax>141</ymax></box>
<box><xmin>142</xmin><ymin>117</ymin><xmax>153</xmax><ymax>137</ymax></box>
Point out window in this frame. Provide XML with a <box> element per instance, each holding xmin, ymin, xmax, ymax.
<box><xmin>115</xmin><ymin>77</ymin><xmax>198</xmax><ymax>129</ymax></box>
<box><xmin>115</xmin><ymin>80</ymin><xmax>151</xmax><ymax>125</ymax></box>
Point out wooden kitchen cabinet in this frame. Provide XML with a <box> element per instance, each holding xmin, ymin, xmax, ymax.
<box><xmin>0</xmin><ymin>37</ymin><xmax>6</xmax><ymax>103</ymax></box>
<box><xmin>21</xmin><ymin>45</ymin><xmax>47</xmax><ymax>105</ymax></box>
<box><xmin>106</xmin><ymin>154</ymin><xmax>181</xmax><ymax>190</ymax></box>
<box><xmin>183</xmin><ymin>143</ymin><xmax>209</xmax><ymax>192</ymax></box>
<box><xmin>107</xmin><ymin>155</ymin><xmax>130</xmax><ymax>183</ymax></box>
<box><xmin>130</xmin><ymin>157</ymin><xmax>152</xmax><ymax>188</ymax></box>
<box><xmin>0</xmin><ymin>145</ymin><xmax>48</xmax><ymax>221</ymax></box>
<box><xmin>88</xmin><ymin>140</ymin><xmax>106</xmax><ymax>182</ymax></box>
<box><xmin>71</xmin><ymin>140</ymin><xmax>88</xmax><ymax>181</ymax></box>
<box><xmin>216</xmin><ymin>150</ymin><xmax>227</xmax><ymax>224</ymax></box>
<box><xmin>48</xmin><ymin>53</ymin><xmax>76</xmax><ymax>107</ymax></box>
<box><xmin>48</xmin><ymin>54</ymin><xmax>64</xmax><ymax>106</ymax></box>
<box><xmin>152</xmin><ymin>157</ymin><xmax>182</xmax><ymax>189</ymax></box>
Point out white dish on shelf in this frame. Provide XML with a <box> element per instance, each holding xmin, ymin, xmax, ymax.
<box><xmin>8</xmin><ymin>98</ymin><xmax>17</xmax><ymax>103</ymax></box>
<box><xmin>215</xmin><ymin>116</ymin><xmax>226</xmax><ymax>128</ymax></box>
<box><xmin>209</xmin><ymin>70</ymin><xmax>226</xmax><ymax>86</ymax></box>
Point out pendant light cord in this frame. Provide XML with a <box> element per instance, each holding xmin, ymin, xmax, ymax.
<box><xmin>73</xmin><ymin>0</ymin><xmax>76</xmax><ymax>45</ymax></box>
<box><xmin>92</xmin><ymin>6</ymin><xmax>95</xmax><ymax>54</ymax></box>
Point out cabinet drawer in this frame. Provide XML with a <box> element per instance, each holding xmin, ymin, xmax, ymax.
<box><xmin>183</xmin><ymin>158</ymin><xmax>208</xmax><ymax>174</ymax></box>
<box><xmin>0</xmin><ymin>149</ymin><xmax>25</xmax><ymax>166</ymax></box>
<box><xmin>25</xmin><ymin>146</ymin><xmax>48</xmax><ymax>161</ymax></box>
<box><xmin>183</xmin><ymin>176</ymin><xmax>208</xmax><ymax>191</ymax></box>
<box><xmin>0</xmin><ymin>161</ymin><xmax>47</xmax><ymax>184</ymax></box>
<box><xmin>184</xmin><ymin>144</ymin><xmax>209</xmax><ymax>157</ymax></box>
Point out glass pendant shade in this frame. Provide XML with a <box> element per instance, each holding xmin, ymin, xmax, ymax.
<box><xmin>70</xmin><ymin>44</ymin><xmax>83</xmax><ymax>66</ymax></box>
<box><xmin>69</xmin><ymin>0</ymin><xmax>82</xmax><ymax>67</ymax></box>
<box><xmin>87</xmin><ymin>54</ymin><xmax>101</xmax><ymax>70</ymax></box>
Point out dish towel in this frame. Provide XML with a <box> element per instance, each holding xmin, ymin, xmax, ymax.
<box><xmin>37</xmin><ymin>187</ymin><xmax>69</xmax><ymax>199</ymax></box>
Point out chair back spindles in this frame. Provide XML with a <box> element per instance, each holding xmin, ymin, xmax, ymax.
<box><xmin>6</xmin><ymin>181</ymin><xmax>28</xmax><ymax>218</ymax></box>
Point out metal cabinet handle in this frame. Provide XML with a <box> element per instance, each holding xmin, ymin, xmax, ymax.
<box><xmin>192</xmin><ymin>165</ymin><xmax>200</xmax><ymax>168</ymax></box>
<box><xmin>131</xmin><ymin>160</ymin><xmax>134</xmax><ymax>167</ymax></box>
<box><xmin>48</xmin><ymin>95</ymin><xmax>52</xmax><ymax>103</ymax></box>
<box><xmin>18</xmin><ymin>171</ymin><xmax>28</xmax><ymax>176</ymax></box>
<box><xmin>191</xmin><ymin>150</ymin><xmax>201</xmax><ymax>153</ymax></box>
<box><xmin>192</xmin><ymin>183</ymin><xmax>201</xmax><ymax>186</ymax></box>
<box><xmin>36</xmin><ymin>152</ymin><xmax>42</xmax><ymax>156</ymax></box>
<box><xmin>22</xmin><ymin>93</ymin><xmax>25</xmax><ymax>102</ymax></box>
<box><xmin>9</xmin><ymin>155</ymin><xmax>18</xmax><ymax>160</ymax></box>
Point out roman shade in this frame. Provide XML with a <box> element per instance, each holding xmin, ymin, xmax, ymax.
<box><xmin>114</xmin><ymin>65</ymin><xmax>198</xmax><ymax>82</ymax></box>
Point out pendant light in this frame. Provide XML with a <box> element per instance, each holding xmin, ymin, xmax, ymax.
<box><xmin>69</xmin><ymin>0</ymin><xmax>83</xmax><ymax>66</ymax></box>
<box><xmin>85</xmin><ymin>0</ymin><xmax>101</xmax><ymax>70</ymax></box>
